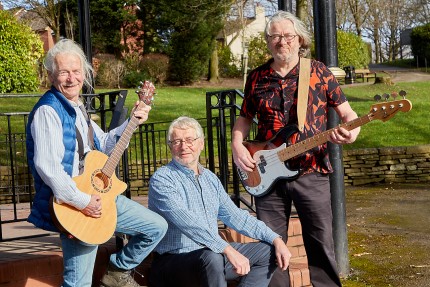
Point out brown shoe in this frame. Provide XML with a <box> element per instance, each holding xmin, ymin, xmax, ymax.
<box><xmin>100</xmin><ymin>264</ymin><xmax>141</xmax><ymax>287</ymax></box>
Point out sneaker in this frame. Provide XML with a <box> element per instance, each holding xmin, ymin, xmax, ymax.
<box><xmin>100</xmin><ymin>264</ymin><xmax>141</xmax><ymax>287</ymax></box>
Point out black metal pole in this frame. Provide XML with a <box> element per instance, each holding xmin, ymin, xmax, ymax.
<box><xmin>313</xmin><ymin>0</ymin><xmax>350</xmax><ymax>277</ymax></box>
<box><xmin>77</xmin><ymin>0</ymin><xmax>95</xmax><ymax>94</ymax></box>
<box><xmin>278</xmin><ymin>0</ymin><xmax>293</xmax><ymax>12</ymax></box>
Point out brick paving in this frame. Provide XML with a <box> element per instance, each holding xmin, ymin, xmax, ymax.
<box><xmin>0</xmin><ymin>195</ymin><xmax>311</xmax><ymax>287</ymax></box>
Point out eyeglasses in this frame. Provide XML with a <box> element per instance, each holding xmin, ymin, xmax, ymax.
<box><xmin>268</xmin><ymin>34</ymin><xmax>298</xmax><ymax>43</ymax></box>
<box><xmin>168</xmin><ymin>137</ymin><xmax>200</xmax><ymax>147</ymax></box>
<box><xmin>57</xmin><ymin>70</ymin><xmax>82</xmax><ymax>78</ymax></box>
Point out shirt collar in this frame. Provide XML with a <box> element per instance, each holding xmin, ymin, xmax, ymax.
<box><xmin>171</xmin><ymin>159</ymin><xmax>204</xmax><ymax>176</ymax></box>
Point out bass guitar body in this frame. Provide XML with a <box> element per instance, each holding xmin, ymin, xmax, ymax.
<box><xmin>51</xmin><ymin>151</ymin><xmax>126</xmax><ymax>245</ymax></box>
<box><xmin>238</xmin><ymin>126</ymin><xmax>300</xmax><ymax>197</ymax></box>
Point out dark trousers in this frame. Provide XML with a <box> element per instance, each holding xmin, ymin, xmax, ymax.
<box><xmin>149</xmin><ymin>242</ymin><xmax>277</xmax><ymax>287</ymax></box>
<box><xmin>255</xmin><ymin>173</ymin><xmax>342</xmax><ymax>287</ymax></box>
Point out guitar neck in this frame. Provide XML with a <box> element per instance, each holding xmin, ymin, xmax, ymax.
<box><xmin>278</xmin><ymin>113</ymin><xmax>372</xmax><ymax>162</ymax></box>
<box><xmin>101</xmin><ymin>115</ymin><xmax>140</xmax><ymax>177</ymax></box>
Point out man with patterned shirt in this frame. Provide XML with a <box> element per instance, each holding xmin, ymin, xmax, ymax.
<box><xmin>231</xmin><ymin>11</ymin><xmax>361</xmax><ymax>287</ymax></box>
<box><xmin>148</xmin><ymin>116</ymin><xmax>291</xmax><ymax>287</ymax></box>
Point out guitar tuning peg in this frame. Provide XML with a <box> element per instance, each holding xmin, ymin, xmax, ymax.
<box><xmin>391</xmin><ymin>92</ymin><xmax>398</xmax><ymax>100</ymax></box>
<box><xmin>382</xmin><ymin>93</ymin><xmax>390</xmax><ymax>101</ymax></box>
<box><xmin>374</xmin><ymin>94</ymin><xmax>381</xmax><ymax>101</ymax></box>
<box><xmin>399</xmin><ymin>90</ymin><xmax>407</xmax><ymax>99</ymax></box>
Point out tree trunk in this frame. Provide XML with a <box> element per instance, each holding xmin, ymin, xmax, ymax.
<box><xmin>296</xmin><ymin>0</ymin><xmax>307</xmax><ymax>21</ymax></box>
<box><xmin>208</xmin><ymin>40</ymin><xmax>220</xmax><ymax>83</ymax></box>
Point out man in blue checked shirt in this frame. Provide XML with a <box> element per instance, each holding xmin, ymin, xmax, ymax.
<box><xmin>148</xmin><ymin>116</ymin><xmax>291</xmax><ymax>287</ymax></box>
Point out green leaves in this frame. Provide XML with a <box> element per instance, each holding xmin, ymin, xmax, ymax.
<box><xmin>410</xmin><ymin>24</ymin><xmax>430</xmax><ymax>66</ymax></box>
<box><xmin>337</xmin><ymin>30</ymin><xmax>371</xmax><ymax>69</ymax></box>
<box><xmin>0</xmin><ymin>11</ymin><xmax>44</xmax><ymax>93</ymax></box>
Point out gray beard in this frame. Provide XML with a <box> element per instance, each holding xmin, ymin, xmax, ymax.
<box><xmin>274</xmin><ymin>52</ymin><xmax>293</xmax><ymax>63</ymax></box>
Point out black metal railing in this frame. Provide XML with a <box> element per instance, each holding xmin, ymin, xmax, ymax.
<box><xmin>205</xmin><ymin>89</ymin><xmax>258</xmax><ymax>211</ymax></box>
<box><xmin>0</xmin><ymin>90</ymin><xmax>129</xmax><ymax>241</ymax></box>
<box><xmin>0</xmin><ymin>89</ymin><xmax>247</xmax><ymax>241</ymax></box>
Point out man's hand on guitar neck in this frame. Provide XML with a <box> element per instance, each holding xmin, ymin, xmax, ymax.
<box><xmin>131</xmin><ymin>100</ymin><xmax>152</xmax><ymax>125</ymax></box>
<box><xmin>329</xmin><ymin>101</ymin><xmax>360</xmax><ymax>145</ymax></box>
<box><xmin>81</xmin><ymin>194</ymin><xmax>102</xmax><ymax>218</ymax></box>
<box><xmin>328</xmin><ymin>126</ymin><xmax>357</xmax><ymax>145</ymax></box>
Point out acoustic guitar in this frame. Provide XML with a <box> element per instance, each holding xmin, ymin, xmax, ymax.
<box><xmin>50</xmin><ymin>81</ymin><xmax>155</xmax><ymax>245</ymax></box>
<box><xmin>237</xmin><ymin>98</ymin><xmax>412</xmax><ymax>197</ymax></box>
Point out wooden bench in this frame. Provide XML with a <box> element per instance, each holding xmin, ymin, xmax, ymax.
<box><xmin>355</xmin><ymin>68</ymin><xmax>376</xmax><ymax>82</ymax></box>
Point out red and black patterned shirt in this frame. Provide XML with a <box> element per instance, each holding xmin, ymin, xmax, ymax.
<box><xmin>240</xmin><ymin>58</ymin><xmax>347</xmax><ymax>174</ymax></box>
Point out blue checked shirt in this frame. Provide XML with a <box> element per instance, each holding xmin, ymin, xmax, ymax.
<box><xmin>148</xmin><ymin>159</ymin><xmax>280</xmax><ymax>255</ymax></box>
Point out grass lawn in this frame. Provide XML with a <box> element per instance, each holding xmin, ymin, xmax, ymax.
<box><xmin>0</xmin><ymin>81</ymin><xmax>427</xmax><ymax>150</ymax></box>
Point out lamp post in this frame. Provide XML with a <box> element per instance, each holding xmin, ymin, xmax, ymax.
<box><xmin>278</xmin><ymin>0</ymin><xmax>293</xmax><ymax>12</ymax></box>
<box><xmin>77</xmin><ymin>0</ymin><xmax>95</xmax><ymax>94</ymax></box>
<box><xmin>313</xmin><ymin>0</ymin><xmax>349</xmax><ymax>277</ymax></box>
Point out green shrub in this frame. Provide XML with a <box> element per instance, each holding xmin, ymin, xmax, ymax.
<box><xmin>0</xmin><ymin>10</ymin><xmax>44</xmax><ymax>93</ymax></box>
<box><xmin>121</xmin><ymin>52</ymin><xmax>168</xmax><ymax>87</ymax></box>
<box><xmin>122</xmin><ymin>70</ymin><xmax>150</xmax><ymax>89</ymax></box>
<box><xmin>95</xmin><ymin>54</ymin><xmax>125</xmax><ymax>88</ymax></box>
<box><xmin>141</xmin><ymin>53</ymin><xmax>169</xmax><ymax>85</ymax></box>
<box><xmin>247</xmin><ymin>33</ymin><xmax>271</xmax><ymax>70</ymax></box>
<box><xmin>218</xmin><ymin>44</ymin><xmax>241</xmax><ymax>78</ymax></box>
<box><xmin>337</xmin><ymin>30</ymin><xmax>371</xmax><ymax>69</ymax></box>
<box><xmin>410</xmin><ymin>24</ymin><xmax>430</xmax><ymax>66</ymax></box>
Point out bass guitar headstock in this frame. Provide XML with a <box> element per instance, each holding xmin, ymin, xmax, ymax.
<box><xmin>135</xmin><ymin>81</ymin><xmax>156</xmax><ymax>106</ymax></box>
<box><xmin>369</xmin><ymin>90</ymin><xmax>412</xmax><ymax>122</ymax></box>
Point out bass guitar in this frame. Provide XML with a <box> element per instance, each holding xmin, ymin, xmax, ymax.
<box><xmin>50</xmin><ymin>81</ymin><xmax>155</xmax><ymax>244</ymax></box>
<box><xmin>237</xmin><ymin>98</ymin><xmax>412</xmax><ymax>197</ymax></box>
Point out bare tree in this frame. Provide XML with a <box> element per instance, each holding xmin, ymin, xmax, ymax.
<box><xmin>346</xmin><ymin>0</ymin><xmax>369</xmax><ymax>36</ymax></box>
<box><xmin>407</xmin><ymin>0</ymin><xmax>430</xmax><ymax>26</ymax></box>
<box><xmin>4</xmin><ymin>0</ymin><xmax>62</xmax><ymax>41</ymax></box>
<box><xmin>64</xmin><ymin>3</ymin><xmax>75</xmax><ymax>41</ymax></box>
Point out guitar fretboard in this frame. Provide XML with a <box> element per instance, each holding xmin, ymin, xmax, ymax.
<box><xmin>278</xmin><ymin>113</ymin><xmax>372</xmax><ymax>161</ymax></box>
<box><xmin>101</xmin><ymin>109</ymin><xmax>142</xmax><ymax>177</ymax></box>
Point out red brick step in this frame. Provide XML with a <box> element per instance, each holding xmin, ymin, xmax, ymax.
<box><xmin>0</xmin><ymin>218</ymin><xmax>311</xmax><ymax>287</ymax></box>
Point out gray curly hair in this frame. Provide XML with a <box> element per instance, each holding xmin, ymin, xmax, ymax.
<box><xmin>265</xmin><ymin>11</ymin><xmax>312</xmax><ymax>57</ymax></box>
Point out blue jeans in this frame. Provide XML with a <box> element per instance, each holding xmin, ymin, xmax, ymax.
<box><xmin>149</xmin><ymin>242</ymin><xmax>277</xmax><ymax>287</ymax></box>
<box><xmin>61</xmin><ymin>195</ymin><xmax>167</xmax><ymax>287</ymax></box>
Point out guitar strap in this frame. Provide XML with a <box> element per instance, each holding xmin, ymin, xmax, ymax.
<box><xmin>79</xmin><ymin>104</ymin><xmax>95</xmax><ymax>150</ymax></box>
<box><xmin>75</xmin><ymin>127</ymin><xmax>85</xmax><ymax>174</ymax></box>
<box><xmin>297</xmin><ymin>57</ymin><xmax>311</xmax><ymax>132</ymax></box>
<box><xmin>76</xmin><ymin>104</ymin><xmax>95</xmax><ymax>174</ymax></box>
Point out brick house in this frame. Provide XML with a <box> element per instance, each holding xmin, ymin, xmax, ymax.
<box><xmin>12</xmin><ymin>7</ymin><xmax>55</xmax><ymax>53</ymax></box>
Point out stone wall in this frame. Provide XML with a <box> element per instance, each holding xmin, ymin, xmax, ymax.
<box><xmin>343</xmin><ymin>144</ymin><xmax>430</xmax><ymax>185</ymax></box>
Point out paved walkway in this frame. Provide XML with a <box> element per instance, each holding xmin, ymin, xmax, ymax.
<box><xmin>368</xmin><ymin>63</ymin><xmax>430</xmax><ymax>83</ymax></box>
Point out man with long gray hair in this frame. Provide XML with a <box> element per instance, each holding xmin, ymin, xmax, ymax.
<box><xmin>26</xmin><ymin>39</ymin><xmax>167</xmax><ymax>287</ymax></box>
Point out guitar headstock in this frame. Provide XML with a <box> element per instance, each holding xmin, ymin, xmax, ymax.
<box><xmin>135</xmin><ymin>81</ymin><xmax>156</xmax><ymax>106</ymax></box>
<box><xmin>369</xmin><ymin>91</ymin><xmax>412</xmax><ymax>122</ymax></box>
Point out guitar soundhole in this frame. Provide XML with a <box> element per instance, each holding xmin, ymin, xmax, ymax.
<box><xmin>91</xmin><ymin>169</ymin><xmax>112</xmax><ymax>193</ymax></box>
